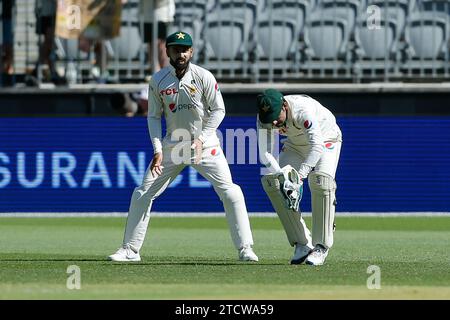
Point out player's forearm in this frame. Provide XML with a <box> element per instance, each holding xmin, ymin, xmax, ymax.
<box><xmin>198</xmin><ymin>108</ymin><xmax>225</xmax><ymax>143</ymax></box>
<box><xmin>257</xmin><ymin>126</ymin><xmax>275</xmax><ymax>167</ymax></box>
<box><xmin>147</xmin><ymin>116</ymin><xmax>163</xmax><ymax>154</ymax></box>
<box><xmin>298</xmin><ymin>144</ymin><xmax>324</xmax><ymax>179</ymax></box>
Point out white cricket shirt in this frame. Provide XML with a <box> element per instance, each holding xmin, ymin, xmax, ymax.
<box><xmin>258</xmin><ymin>94</ymin><xmax>342</xmax><ymax>179</ymax></box>
<box><xmin>147</xmin><ymin>63</ymin><xmax>225</xmax><ymax>153</ymax></box>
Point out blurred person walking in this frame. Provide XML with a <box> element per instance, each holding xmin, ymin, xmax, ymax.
<box><xmin>32</xmin><ymin>0</ymin><xmax>66</xmax><ymax>84</ymax></box>
<box><xmin>1</xmin><ymin>0</ymin><xmax>15</xmax><ymax>86</ymax></box>
<box><xmin>139</xmin><ymin>0</ymin><xmax>175</xmax><ymax>73</ymax></box>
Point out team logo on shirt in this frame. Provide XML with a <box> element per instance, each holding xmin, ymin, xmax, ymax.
<box><xmin>210</xmin><ymin>148</ymin><xmax>221</xmax><ymax>156</ymax></box>
<box><xmin>169</xmin><ymin>103</ymin><xmax>177</xmax><ymax>113</ymax></box>
<box><xmin>187</xmin><ymin>85</ymin><xmax>197</xmax><ymax>96</ymax></box>
<box><xmin>325</xmin><ymin>142</ymin><xmax>335</xmax><ymax>150</ymax></box>
<box><xmin>303</xmin><ymin>120</ymin><xmax>312</xmax><ymax>129</ymax></box>
<box><xmin>215</xmin><ymin>83</ymin><xmax>220</xmax><ymax>92</ymax></box>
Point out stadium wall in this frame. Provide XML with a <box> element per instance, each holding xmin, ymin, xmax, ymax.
<box><xmin>0</xmin><ymin>116</ymin><xmax>449</xmax><ymax>213</ymax></box>
<box><xmin>2</xmin><ymin>83</ymin><xmax>450</xmax><ymax>116</ymax></box>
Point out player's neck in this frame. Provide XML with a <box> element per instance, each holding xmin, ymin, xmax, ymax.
<box><xmin>175</xmin><ymin>68</ymin><xmax>187</xmax><ymax>79</ymax></box>
<box><xmin>173</xmin><ymin>62</ymin><xmax>190</xmax><ymax>80</ymax></box>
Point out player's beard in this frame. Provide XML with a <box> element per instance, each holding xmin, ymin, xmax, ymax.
<box><xmin>170</xmin><ymin>56</ymin><xmax>191</xmax><ymax>72</ymax></box>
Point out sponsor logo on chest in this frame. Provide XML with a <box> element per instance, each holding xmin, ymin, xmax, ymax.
<box><xmin>161</xmin><ymin>85</ymin><xmax>196</xmax><ymax>113</ymax></box>
<box><xmin>168</xmin><ymin>103</ymin><xmax>196</xmax><ymax>113</ymax></box>
<box><xmin>160</xmin><ymin>88</ymin><xmax>178</xmax><ymax>96</ymax></box>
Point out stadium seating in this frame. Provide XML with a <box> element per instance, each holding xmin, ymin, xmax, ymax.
<box><xmin>354</xmin><ymin>14</ymin><xmax>402</xmax><ymax>79</ymax></box>
<box><xmin>202</xmin><ymin>0</ymin><xmax>259</xmax><ymax>77</ymax></box>
<box><xmin>311</xmin><ymin>0</ymin><xmax>362</xmax><ymax>36</ymax></box>
<box><xmin>175</xmin><ymin>0</ymin><xmax>213</xmax><ymax>17</ymax></box>
<box><xmin>366</xmin><ymin>0</ymin><xmax>415</xmax><ymax>35</ymax></box>
<box><xmin>171</xmin><ymin>0</ymin><xmax>212</xmax><ymax>60</ymax></box>
<box><xmin>303</xmin><ymin>17</ymin><xmax>352</xmax><ymax>77</ymax></box>
<box><xmin>110</xmin><ymin>26</ymin><xmax>142</xmax><ymax>61</ymax></box>
<box><xmin>301</xmin><ymin>0</ymin><xmax>362</xmax><ymax>77</ymax></box>
<box><xmin>403</xmin><ymin>11</ymin><xmax>450</xmax><ymax>72</ymax></box>
<box><xmin>414</xmin><ymin>0</ymin><xmax>450</xmax><ymax>14</ymax></box>
<box><xmin>254</xmin><ymin>0</ymin><xmax>312</xmax><ymax>79</ymax></box>
<box><xmin>14</xmin><ymin>0</ymin><xmax>450</xmax><ymax>83</ymax></box>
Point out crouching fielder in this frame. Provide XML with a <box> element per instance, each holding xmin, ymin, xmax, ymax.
<box><xmin>108</xmin><ymin>31</ymin><xmax>257</xmax><ymax>263</ymax></box>
<box><xmin>257</xmin><ymin>89</ymin><xmax>342</xmax><ymax>266</ymax></box>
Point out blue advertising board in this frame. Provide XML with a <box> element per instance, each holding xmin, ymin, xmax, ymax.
<box><xmin>0</xmin><ymin>116</ymin><xmax>449</xmax><ymax>212</ymax></box>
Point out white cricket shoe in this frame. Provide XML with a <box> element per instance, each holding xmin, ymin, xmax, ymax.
<box><xmin>108</xmin><ymin>245</ymin><xmax>141</xmax><ymax>262</ymax></box>
<box><xmin>290</xmin><ymin>244</ymin><xmax>313</xmax><ymax>265</ymax></box>
<box><xmin>238</xmin><ymin>246</ymin><xmax>259</xmax><ymax>262</ymax></box>
<box><xmin>305</xmin><ymin>244</ymin><xmax>329</xmax><ymax>266</ymax></box>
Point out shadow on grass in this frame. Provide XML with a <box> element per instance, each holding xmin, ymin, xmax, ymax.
<box><xmin>113</xmin><ymin>261</ymin><xmax>287</xmax><ymax>266</ymax></box>
<box><xmin>0</xmin><ymin>257</ymin><xmax>287</xmax><ymax>266</ymax></box>
<box><xmin>0</xmin><ymin>258</ymin><xmax>106</xmax><ymax>262</ymax></box>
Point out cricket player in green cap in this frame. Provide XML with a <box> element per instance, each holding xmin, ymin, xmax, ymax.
<box><xmin>257</xmin><ymin>89</ymin><xmax>342</xmax><ymax>266</ymax></box>
<box><xmin>108</xmin><ymin>31</ymin><xmax>258</xmax><ymax>263</ymax></box>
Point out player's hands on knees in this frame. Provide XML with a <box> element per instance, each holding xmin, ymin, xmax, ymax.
<box><xmin>190</xmin><ymin>139</ymin><xmax>203</xmax><ymax>164</ymax></box>
<box><xmin>150</xmin><ymin>152</ymin><xmax>164</xmax><ymax>177</ymax></box>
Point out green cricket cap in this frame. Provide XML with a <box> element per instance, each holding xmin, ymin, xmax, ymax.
<box><xmin>257</xmin><ymin>89</ymin><xmax>284</xmax><ymax>123</ymax></box>
<box><xmin>166</xmin><ymin>31</ymin><xmax>193</xmax><ymax>47</ymax></box>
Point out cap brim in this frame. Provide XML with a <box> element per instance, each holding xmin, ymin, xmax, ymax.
<box><xmin>166</xmin><ymin>43</ymin><xmax>192</xmax><ymax>47</ymax></box>
<box><xmin>259</xmin><ymin>110</ymin><xmax>280</xmax><ymax>124</ymax></box>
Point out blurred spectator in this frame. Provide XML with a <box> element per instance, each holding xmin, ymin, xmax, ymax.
<box><xmin>133</xmin><ymin>86</ymin><xmax>149</xmax><ymax>116</ymax></box>
<box><xmin>139</xmin><ymin>0</ymin><xmax>175</xmax><ymax>73</ymax></box>
<box><xmin>111</xmin><ymin>92</ymin><xmax>138</xmax><ymax>117</ymax></box>
<box><xmin>77</xmin><ymin>0</ymin><xmax>128</xmax><ymax>83</ymax></box>
<box><xmin>78</xmin><ymin>35</ymin><xmax>108</xmax><ymax>82</ymax></box>
<box><xmin>113</xmin><ymin>86</ymin><xmax>148</xmax><ymax>117</ymax></box>
<box><xmin>32</xmin><ymin>0</ymin><xmax>66</xmax><ymax>85</ymax></box>
<box><xmin>1</xmin><ymin>0</ymin><xmax>15</xmax><ymax>86</ymax></box>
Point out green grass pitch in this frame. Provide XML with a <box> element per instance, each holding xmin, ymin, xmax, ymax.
<box><xmin>0</xmin><ymin>216</ymin><xmax>449</xmax><ymax>299</ymax></box>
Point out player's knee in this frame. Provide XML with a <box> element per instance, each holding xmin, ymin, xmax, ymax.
<box><xmin>219</xmin><ymin>184</ymin><xmax>244</xmax><ymax>203</ymax></box>
<box><xmin>261</xmin><ymin>174</ymin><xmax>281</xmax><ymax>193</ymax></box>
<box><xmin>308</xmin><ymin>171</ymin><xmax>336</xmax><ymax>192</ymax></box>
<box><xmin>132</xmin><ymin>185</ymin><xmax>158</xmax><ymax>202</ymax></box>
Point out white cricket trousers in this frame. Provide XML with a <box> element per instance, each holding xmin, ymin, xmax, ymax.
<box><xmin>122</xmin><ymin>145</ymin><xmax>254</xmax><ymax>252</ymax></box>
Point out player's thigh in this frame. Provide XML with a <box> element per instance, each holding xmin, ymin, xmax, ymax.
<box><xmin>140</xmin><ymin>154</ymin><xmax>186</xmax><ymax>198</ymax></box>
<box><xmin>279</xmin><ymin>146</ymin><xmax>304</xmax><ymax>169</ymax></box>
<box><xmin>192</xmin><ymin>147</ymin><xmax>234</xmax><ymax>191</ymax></box>
<box><xmin>315</xmin><ymin>141</ymin><xmax>342</xmax><ymax>178</ymax></box>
